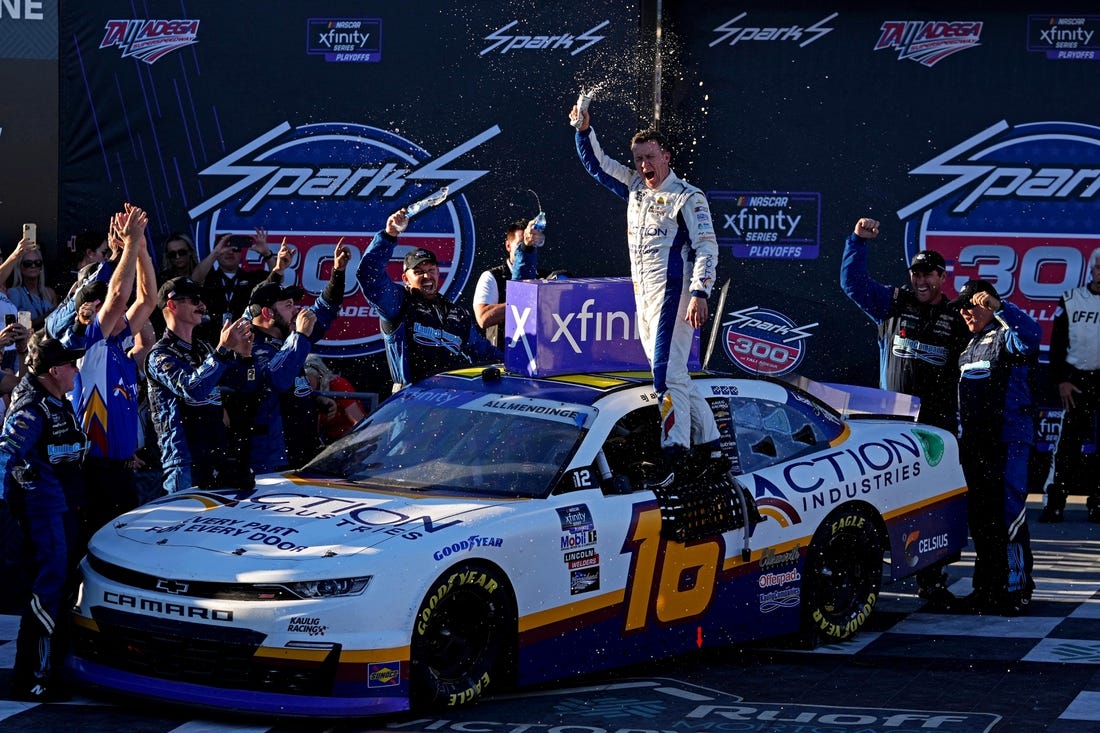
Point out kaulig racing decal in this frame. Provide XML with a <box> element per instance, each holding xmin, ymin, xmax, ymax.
<box><xmin>898</xmin><ymin>120</ymin><xmax>1100</xmax><ymax>358</ymax></box>
<box><xmin>188</xmin><ymin>122</ymin><xmax>500</xmax><ymax>357</ymax></box>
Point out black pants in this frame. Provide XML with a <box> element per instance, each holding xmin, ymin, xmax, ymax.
<box><xmin>1048</xmin><ymin>371</ymin><xmax>1100</xmax><ymax>509</ymax></box>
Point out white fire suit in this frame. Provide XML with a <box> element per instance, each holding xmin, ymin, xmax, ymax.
<box><xmin>576</xmin><ymin>126</ymin><xmax>720</xmax><ymax>451</ymax></box>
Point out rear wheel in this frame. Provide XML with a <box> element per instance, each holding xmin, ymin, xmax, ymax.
<box><xmin>801</xmin><ymin>504</ymin><xmax>883</xmax><ymax>646</ymax></box>
<box><xmin>409</xmin><ymin>563</ymin><xmax>515</xmax><ymax>710</ymax></box>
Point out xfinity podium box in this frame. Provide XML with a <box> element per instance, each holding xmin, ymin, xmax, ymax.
<box><xmin>504</xmin><ymin>277</ymin><xmax>699</xmax><ymax>377</ymax></box>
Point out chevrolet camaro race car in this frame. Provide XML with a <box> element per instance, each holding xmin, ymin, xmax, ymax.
<box><xmin>69</xmin><ymin>367</ymin><xmax>968</xmax><ymax>717</ymax></box>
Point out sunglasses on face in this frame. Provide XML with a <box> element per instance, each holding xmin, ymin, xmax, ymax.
<box><xmin>170</xmin><ymin>295</ymin><xmax>203</xmax><ymax>305</ymax></box>
<box><xmin>167</xmin><ymin>249</ymin><xmax>190</xmax><ymax>259</ymax></box>
<box><xmin>21</xmin><ymin>260</ymin><xmax>42</xmax><ymax>268</ymax></box>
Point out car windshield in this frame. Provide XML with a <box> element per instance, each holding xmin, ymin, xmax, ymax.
<box><xmin>297</xmin><ymin>385</ymin><xmax>592</xmax><ymax>498</ymax></box>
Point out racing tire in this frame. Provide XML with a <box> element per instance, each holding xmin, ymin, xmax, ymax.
<box><xmin>410</xmin><ymin>562</ymin><xmax>516</xmax><ymax>710</ymax></box>
<box><xmin>800</xmin><ymin>503</ymin><xmax>883</xmax><ymax>647</ymax></box>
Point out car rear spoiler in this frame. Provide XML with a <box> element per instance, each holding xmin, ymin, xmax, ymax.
<box><xmin>780</xmin><ymin>374</ymin><xmax>921</xmax><ymax>420</ymax></box>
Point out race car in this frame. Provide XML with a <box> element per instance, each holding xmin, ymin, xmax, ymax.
<box><xmin>69</xmin><ymin>367</ymin><xmax>968</xmax><ymax>717</ymax></box>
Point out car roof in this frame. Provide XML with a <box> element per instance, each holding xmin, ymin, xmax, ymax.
<box><xmin>415</xmin><ymin>367</ymin><xmax>656</xmax><ymax>407</ymax></box>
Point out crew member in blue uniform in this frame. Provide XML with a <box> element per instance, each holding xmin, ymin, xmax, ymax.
<box><xmin>0</xmin><ymin>332</ymin><xmax>87</xmax><ymax>701</ymax></box>
<box><xmin>357</xmin><ymin>210</ymin><xmax>501</xmax><ymax>392</ymax></box>
<box><xmin>951</xmin><ymin>279</ymin><xmax>1041</xmax><ymax>615</ymax></box>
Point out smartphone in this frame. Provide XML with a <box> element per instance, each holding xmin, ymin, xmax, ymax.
<box><xmin>22</xmin><ymin>223</ymin><xmax>36</xmax><ymax>246</ymax></box>
<box><xmin>3</xmin><ymin>314</ymin><xmax>14</xmax><ymax>326</ymax></box>
<box><xmin>17</xmin><ymin>311</ymin><xmax>32</xmax><ymax>330</ymax></box>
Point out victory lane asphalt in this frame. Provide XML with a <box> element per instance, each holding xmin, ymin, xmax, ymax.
<box><xmin>1</xmin><ymin>496</ymin><xmax>1100</xmax><ymax>733</ymax></box>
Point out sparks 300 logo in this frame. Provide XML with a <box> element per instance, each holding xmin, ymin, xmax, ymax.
<box><xmin>187</xmin><ymin>121</ymin><xmax>501</xmax><ymax>357</ymax></box>
<box><xmin>897</xmin><ymin>120</ymin><xmax>1100</xmax><ymax>359</ymax></box>
<box><xmin>100</xmin><ymin>19</ymin><xmax>200</xmax><ymax>64</ymax></box>
<box><xmin>720</xmin><ymin>306</ymin><xmax>816</xmax><ymax>376</ymax></box>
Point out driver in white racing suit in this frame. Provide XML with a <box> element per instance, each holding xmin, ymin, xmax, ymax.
<box><xmin>571</xmin><ymin>102</ymin><xmax>723</xmax><ymax>482</ymax></box>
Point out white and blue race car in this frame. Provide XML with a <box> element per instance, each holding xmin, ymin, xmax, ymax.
<box><xmin>69</xmin><ymin>367</ymin><xmax>967</xmax><ymax>717</ymax></box>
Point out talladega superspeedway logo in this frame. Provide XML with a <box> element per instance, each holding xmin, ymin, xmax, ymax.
<box><xmin>897</xmin><ymin>120</ymin><xmax>1100</xmax><ymax>360</ymax></box>
<box><xmin>721</xmin><ymin>306</ymin><xmax>816</xmax><ymax>376</ymax></box>
<box><xmin>187</xmin><ymin>121</ymin><xmax>501</xmax><ymax>357</ymax></box>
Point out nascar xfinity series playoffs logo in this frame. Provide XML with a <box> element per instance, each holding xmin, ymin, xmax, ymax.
<box><xmin>898</xmin><ymin>120</ymin><xmax>1100</xmax><ymax>357</ymax></box>
<box><xmin>187</xmin><ymin>121</ymin><xmax>500</xmax><ymax>357</ymax></box>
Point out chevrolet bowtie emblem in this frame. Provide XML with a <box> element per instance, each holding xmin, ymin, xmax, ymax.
<box><xmin>155</xmin><ymin>579</ymin><xmax>190</xmax><ymax>595</ymax></box>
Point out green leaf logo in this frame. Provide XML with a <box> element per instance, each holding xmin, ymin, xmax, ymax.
<box><xmin>912</xmin><ymin>428</ymin><xmax>944</xmax><ymax>467</ymax></box>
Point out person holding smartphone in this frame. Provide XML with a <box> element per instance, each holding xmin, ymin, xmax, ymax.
<box><xmin>190</xmin><ymin>227</ymin><xmax>276</xmax><ymax>343</ymax></box>
<box><xmin>0</xmin><ymin>231</ymin><xmax>58</xmax><ymax>330</ymax></box>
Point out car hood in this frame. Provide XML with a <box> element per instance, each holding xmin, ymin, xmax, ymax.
<box><xmin>88</xmin><ymin>474</ymin><xmax>515</xmax><ymax>573</ymax></box>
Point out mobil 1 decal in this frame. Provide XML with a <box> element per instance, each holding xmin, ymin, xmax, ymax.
<box><xmin>187</xmin><ymin>121</ymin><xmax>500</xmax><ymax>357</ymax></box>
<box><xmin>898</xmin><ymin>120</ymin><xmax>1100</xmax><ymax>359</ymax></box>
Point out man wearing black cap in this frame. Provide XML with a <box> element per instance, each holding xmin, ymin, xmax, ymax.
<box><xmin>145</xmin><ymin>276</ymin><xmax>257</xmax><ymax>493</ymax></box>
<box><xmin>228</xmin><ymin>240</ymin><xmax>350</xmax><ymax>473</ymax></box>
<box><xmin>0</xmin><ymin>331</ymin><xmax>87</xmax><ymax>701</ymax></box>
<box><xmin>1041</xmin><ymin>248</ymin><xmax>1100</xmax><ymax>523</ymax></box>
<box><xmin>841</xmin><ymin>216</ymin><xmax>970</xmax><ymax>609</ymax></box>
<box><xmin>357</xmin><ymin>210</ymin><xmax>501</xmax><ymax>391</ymax></box>
<box><xmin>950</xmin><ymin>279</ymin><xmax>1041</xmax><ymax>615</ymax></box>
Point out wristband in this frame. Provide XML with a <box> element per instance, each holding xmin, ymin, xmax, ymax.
<box><xmin>261</xmin><ymin>251</ymin><xmax>276</xmax><ymax>260</ymax></box>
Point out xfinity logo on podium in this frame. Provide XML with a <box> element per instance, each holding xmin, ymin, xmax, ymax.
<box><xmin>504</xmin><ymin>278</ymin><xmax>698</xmax><ymax>377</ymax></box>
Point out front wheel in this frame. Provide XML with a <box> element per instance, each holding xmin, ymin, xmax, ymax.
<box><xmin>801</xmin><ymin>503</ymin><xmax>883</xmax><ymax>646</ymax></box>
<box><xmin>409</xmin><ymin>563</ymin><xmax>515</xmax><ymax>710</ymax></box>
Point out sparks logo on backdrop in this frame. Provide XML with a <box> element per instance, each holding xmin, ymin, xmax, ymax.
<box><xmin>897</xmin><ymin>120</ymin><xmax>1100</xmax><ymax>359</ymax></box>
<box><xmin>99</xmin><ymin>19</ymin><xmax>200</xmax><ymax>64</ymax></box>
<box><xmin>873</xmin><ymin>20</ymin><xmax>982</xmax><ymax>66</ymax></box>
<box><xmin>709</xmin><ymin>12</ymin><xmax>837</xmax><ymax>48</ymax></box>
<box><xmin>720</xmin><ymin>306</ymin><xmax>816</xmax><ymax>376</ymax></box>
<box><xmin>188</xmin><ymin>121</ymin><xmax>501</xmax><ymax>357</ymax></box>
<box><xmin>479</xmin><ymin>20</ymin><xmax>607</xmax><ymax>56</ymax></box>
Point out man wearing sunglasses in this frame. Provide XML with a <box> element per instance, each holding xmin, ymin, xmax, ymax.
<box><xmin>950</xmin><ymin>279</ymin><xmax>1041</xmax><ymax>616</ymax></box>
<box><xmin>145</xmin><ymin>276</ymin><xmax>258</xmax><ymax>493</ymax></box>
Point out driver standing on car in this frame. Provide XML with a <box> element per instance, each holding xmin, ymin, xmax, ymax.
<box><xmin>570</xmin><ymin>101</ymin><xmax>725</xmax><ymax>486</ymax></box>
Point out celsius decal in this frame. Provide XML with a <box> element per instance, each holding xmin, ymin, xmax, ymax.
<box><xmin>710</xmin><ymin>191</ymin><xmax>822</xmax><ymax>260</ymax></box>
<box><xmin>874</xmin><ymin>20</ymin><xmax>983</xmax><ymax>67</ymax></box>
<box><xmin>721</xmin><ymin>306</ymin><xmax>816</xmax><ymax>376</ymax></box>
<box><xmin>186</xmin><ymin>121</ymin><xmax>499</xmax><ymax>357</ymax></box>
<box><xmin>898</xmin><ymin>120</ymin><xmax>1100</xmax><ymax>357</ymax></box>
<box><xmin>710</xmin><ymin>12</ymin><xmax>837</xmax><ymax>48</ymax></box>
<box><xmin>100</xmin><ymin>19</ymin><xmax>199</xmax><ymax>64</ymax></box>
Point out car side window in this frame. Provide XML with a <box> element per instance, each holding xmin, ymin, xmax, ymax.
<box><xmin>729</xmin><ymin>397</ymin><xmax>828</xmax><ymax>473</ymax></box>
<box><xmin>600</xmin><ymin>405</ymin><xmax>662</xmax><ymax>489</ymax></box>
